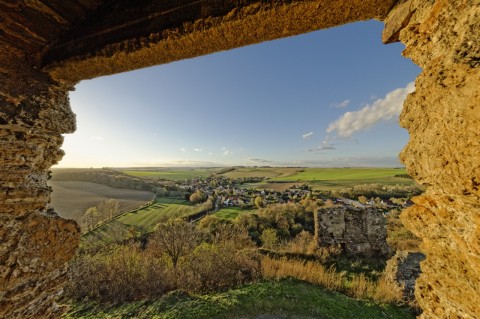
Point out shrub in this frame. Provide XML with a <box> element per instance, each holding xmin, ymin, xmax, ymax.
<box><xmin>66</xmin><ymin>244</ymin><xmax>169</xmax><ymax>304</ymax></box>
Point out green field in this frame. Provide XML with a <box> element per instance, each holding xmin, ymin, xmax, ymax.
<box><xmin>82</xmin><ymin>198</ymin><xmax>205</xmax><ymax>244</ymax></box>
<box><xmin>63</xmin><ymin>278</ymin><xmax>415</xmax><ymax>319</ymax></box>
<box><xmin>270</xmin><ymin>168</ymin><xmax>413</xmax><ymax>190</ymax></box>
<box><xmin>214</xmin><ymin>207</ymin><xmax>257</xmax><ymax>219</ymax></box>
<box><xmin>122</xmin><ymin>168</ymin><xmax>217</xmax><ymax>181</ymax></box>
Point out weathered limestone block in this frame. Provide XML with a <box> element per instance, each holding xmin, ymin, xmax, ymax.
<box><xmin>384</xmin><ymin>0</ymin><xmax>480</xmax><ymax>317</ymax></box>
<box><xmin>0</xmin><ymin>55</ymin><xmax>80</xmax><ymax>318</ymax></box>
<box><xmin>318</xmin><ymin>207</ymin><xmax>390</xmax><ymax>257</ymax></box>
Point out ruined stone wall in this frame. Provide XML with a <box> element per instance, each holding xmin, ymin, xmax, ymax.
<box><xmin>383</xmin><ymin>0</ymin><xmax>480</xmax><ymax>318</ymax></box>
<box><xmin>317</xmin><ymin>207</ymin><xmax>390</xmax><ymax>256</ymax></box>
<box><xmin>0</xmin><ymin>52</ymin><xmax>80</xmax><ymax>318</ymax></box>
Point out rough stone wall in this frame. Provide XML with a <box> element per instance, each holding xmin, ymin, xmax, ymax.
<box><xmin>383</xmin><ymin>0</ymin><xmax>480</xmax><ymax>318</ymax></box>
<box><xmin>0</xmin><ymin>52</ymin><xmax>80</xmax><ymax>318</ymax></box>
<box><xmin>317</xmin><ymin>207</ymin><xmax>390</xmax><ymax>256</ymax></box>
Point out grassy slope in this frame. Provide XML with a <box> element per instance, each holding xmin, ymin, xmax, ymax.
<box><xmin>63</xmin><ymin>279</ymin><xmax>415</xmax><ymax>319</ymax></box>
<box><xmin>82</xmin><ymin>198</ymin><xmax>201</xmax><ymax>243</ymax></box>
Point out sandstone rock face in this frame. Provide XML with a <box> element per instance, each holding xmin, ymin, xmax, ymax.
<box><xmin>384</xmin><ymin>0</ymin><xmax>480</xmax><ymax>317</ymax></box>
<box><xmin>317</xmin><ymin>207</ymin><xmax>390</xmax><ymax>257</ymax></box>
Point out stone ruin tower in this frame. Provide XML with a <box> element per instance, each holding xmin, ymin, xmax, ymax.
<box><xmin>317</xmin><ymin>206</ymin><xmax>390</xmax><ymax>257</ymax></box>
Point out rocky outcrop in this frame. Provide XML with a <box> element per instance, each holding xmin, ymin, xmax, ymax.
<box><xmin>383</xmin><ymin>0</ymin><xmax>480</xmax><ymax>318</ymax></box>
<box><xmin>317</xmin><ymin>207</ymin><xmax>390</xmax><ymax>257</ymax></box>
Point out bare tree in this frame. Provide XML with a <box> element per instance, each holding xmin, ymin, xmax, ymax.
<box><xmin>83</xmin><ymin>207</ymin><xmax>99</xmax><ymax>230</ymax></box>
<box><xmin>150</xmin><ymin>219</ymin><xmax>201</xmax><ymax>269</ymax></box>
<box><xmin>98</xmin><ymin>199</ymin><xmax>120</xmax><ymax>221</ymax></box>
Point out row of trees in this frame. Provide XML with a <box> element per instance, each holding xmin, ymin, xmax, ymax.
<box><xmin>81</xmin><ymin>199</ymin><xmax>120</xmax><ymax>231</ymax></box>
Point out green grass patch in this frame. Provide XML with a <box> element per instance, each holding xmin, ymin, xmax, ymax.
<box><xmin>63</xmin><ymin>278</ymin><xmax>415</xmax><ymax>319</ymax></box>
<box><xmin>214</xmin><ymin>207</ymin><xmax>257</xmax><ymax>219</ymax></box>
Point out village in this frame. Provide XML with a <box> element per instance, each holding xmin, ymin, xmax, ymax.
<box><xmin>173</xmin><ymin>175</ymin><xmax>413</xmax><ymax>212</ymax></box>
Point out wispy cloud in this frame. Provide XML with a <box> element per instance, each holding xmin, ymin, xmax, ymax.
<box><xmin>308</xmin><ymin>139</ymin><xmax>336</xmax><ymax>152</ymax></box>
<box><xmin>90</xmin><ymin>136</ymin><xmax>104</xmax><ymax>141</ymax></box>
<box><xmin>331</xmin><ymin>99</ymin><xmax>351</xmax><ymax>109</ymax></box>
<box><xmin>302</xmin><ymin>131</ymin><xmax>314</xmax><ymax>139</ymax></box>
<box><xmin>193</xmin><ymin>148</ymin><xmax>203</xmax><ymax>152</ymax></box>
<box><xmin>327</xmin><ymin>82</ymin><xmax>415</xmax><ymax>138</ymax></box>
<box><xmin>180</xmin><ymin>147</ymin><xmax>186</xmax><ymax>152</ymax></box>
<box><xmin>308</xmin><ymin>145</ymin><xmax>336</xmax><ymax>152</ymax></box>
<box><xmin>247</xmin><ymin>158</ymin><xmax>273</xmax><ymax>164</ymax></box>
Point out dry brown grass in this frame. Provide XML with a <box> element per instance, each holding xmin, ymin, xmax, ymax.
<box><xmin>261</xmin><ymin>256</ymin><xmax>403</xmax><ymax>304</ymax></box>
<box><xmin>262</xmin><ymin>256</ymin><xmax>344</xmax><ymax>292</ymax></box>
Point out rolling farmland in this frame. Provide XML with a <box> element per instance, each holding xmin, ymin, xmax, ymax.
<box><xmin>49</xmin><ymin>181</ymin><xmax>153</xmax><ymax>221</ymax></box>
<box><xmin>269</xmin><ymin>168</ymin><xmax>414</xmax><ymax>190</ymax></box>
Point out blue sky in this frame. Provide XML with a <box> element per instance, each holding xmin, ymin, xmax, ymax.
<box><xmin>57</xmin><ymin>20</ymin><xmax>420</xmax><ymax>168</ymax></box>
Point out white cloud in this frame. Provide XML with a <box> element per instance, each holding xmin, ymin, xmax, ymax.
<box><xmin>90</xmin><ymin>136</ymin><xmax>104</xmax><ymax>141</ymax></box>
<box><xmin>180</xmin><ymin>147</ymin><xmax>186</xmax><ymax>152</ymax></box>
<box><xmin>302</xmin><ymin>131</ymin><xmax>314</xmax><ymax>139</ymax></box>
<box><xmin>208</xmin><ymin>152</ymin><xmax>213</xmax><ymax>156</ymax></box>
<box><xmin>221</xmin><ymin>147</ymin><xmax>233</xmax><ymax>156</ymax></box>
<box><xmin>331</xmin><ymin>99</ymin><xmax>351</xmax><ymax>109</ymax></box>
<box><xmin>327</xmin><ymin>82</ymin><xmax>415</xmax><ymax>138</ymax></box>
<box><xmin>193</xmin><ymin>148</ymin><xmax>203</xmax><ymax>152</ymax></box>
